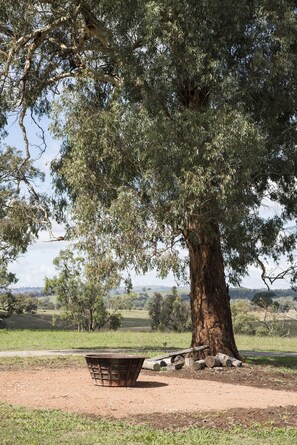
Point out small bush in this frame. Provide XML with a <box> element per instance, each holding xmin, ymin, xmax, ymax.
<box><xmin>255</xmin><ymin>318</ymin><xmax>291</xmax><ymax>337</ymax></box>
<box><xmin>109</xmin><ymin>313</ymin><xmax>123</xmax><ymax>330</ymax></box>
<box><xmin>231</xmin><ymin>299</ymin><xmax>259</xmax><ymax>335</ymax></box>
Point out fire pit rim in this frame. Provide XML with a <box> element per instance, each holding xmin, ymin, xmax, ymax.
<box><xmin>85</xmin><ymin>353</ymin><xmax>147</xmax><ymax>359</ymax></box>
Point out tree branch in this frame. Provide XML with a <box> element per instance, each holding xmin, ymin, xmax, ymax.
<box><xmin>255</xmin><ymin>256</ymin><xmax>297</xmax><ymax>289</ymax></box>
<box><xmin>80</xmin><ymin>4</ymin><xmax>114</xmax><ymax>51</ymax></box>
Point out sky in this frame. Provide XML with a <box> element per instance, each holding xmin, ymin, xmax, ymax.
<box><xmin>3</xmin><ymin>115</ymin><xmax>293</xmax><ymax>291</ymax></box>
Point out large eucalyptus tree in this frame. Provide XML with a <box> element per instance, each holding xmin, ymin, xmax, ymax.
<box><xmin>1</xmin><ymin>1</ymin><xmax>296</xmax><ymax>357</ymax></box>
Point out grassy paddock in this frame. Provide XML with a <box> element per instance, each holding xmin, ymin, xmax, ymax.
<box><xmin>120</xmin><ymin>310</ymin><xmax>150</xmax><ymax>330</ymax></box>
<box><xmin>4</xmin><ymin>309</ymin><xmax>151</xmax><ymax>331</ymax></box>
<box><xmin>0</xmin><ymin>330</ymin><xmax>190</xmax><ymax>352</ymax></box>
<box><xmin>245</xmin><ymin>355</ymin><xmax>297</xmax><ymax>372</ymax></box>
<box><xmin>236</xmin><ymin>335</ymin><xmax>297</xmax><ymax>353</ymax></box>
<box><xmin>0</xmin><ymin>355</ymin><xmax>85</xmax><ymax>371</ymax></box>
<box><xmin>4</xmin><ymin>311</ymin><xmax>68</xmax><ymax>330</ymax></box>
<box><xmin>1</xmin><ymin>330</ymin><xmax>297</xmax><ymax>354</ymax></box>
<box><xmin>0</xmin><ymin>404</ymin><xmax>296</xmax><ymax>445</ymax></box>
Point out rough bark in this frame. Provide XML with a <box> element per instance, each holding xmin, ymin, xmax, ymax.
<box><xmin>186</xmin><ymin>220</ymin><xmax>241</xmax><ymax>359</ymax></box>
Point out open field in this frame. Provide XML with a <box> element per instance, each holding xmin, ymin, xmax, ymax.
<box><xmin>3</xmin><ymin>309</ymin><xmax>151</xmax><ymax>331</ymax></box>
<box><xmin>1</xmin><ymin>329</ymin><xmax>297</xmax><ymax>353</ymax></box>
<box><xmin>0</xmin><ymin>329</ymin><xmax>190</xmax><ymax>352</ymax></box>
<box><xmin>120</xmin><ymin>310</ymin><xmax>150</xmax><ymax>330</ymax></box>
<box><xmin>4</xmin><ymin>308</ymin><xmax>297</xmax><ymax>338</ymax></box>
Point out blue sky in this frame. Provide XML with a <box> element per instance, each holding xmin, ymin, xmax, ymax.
<box><xmin>3</xmin><ymin>115</ymin><xmax>292</xmax><ymax>290</ymax></box>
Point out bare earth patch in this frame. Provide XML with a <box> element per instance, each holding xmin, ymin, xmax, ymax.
<box><xmin>0</xmin><ymin>366</ymin><xmax>297</xmax><ymax>429</ymax></box>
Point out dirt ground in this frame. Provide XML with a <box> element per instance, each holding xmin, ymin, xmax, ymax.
<box><xmin>1</xmin><ymin>364</ymin><xmax>297</xmax><ymax>430</ymax></box>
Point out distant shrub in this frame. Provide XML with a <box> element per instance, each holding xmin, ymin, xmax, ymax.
<box><xmin>255</xmin><ymin>317</ymin><xmax>291</xmax><ymax>337</ymax></box>
<box><xmin>231</xmin><ymin>300</ymin><xmax>259</xmax><ymax>335</ymax></box>
<box><xmin>109</xmin><ymin>313</ymin><xmax>123</xmax><ymax>331</ymax></box>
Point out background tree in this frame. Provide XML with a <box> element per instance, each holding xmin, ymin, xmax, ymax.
<box><xmin>44</xmin><ymin>248</ymin><xmax>121</xmax><ymax>331</ymax></box>
<box><xmin>148</xmin><ymin>292</ymin><xmax>163</xmax><ymax>331</ymax></box>
<box><xmin>39</xmin><ymin>296</ymin><xmax>56</xmax><ymax>311</ymax></box>
<box><xmin>251</xmin><ymin>290</ymin><xmax>290</xmax><ymax>336</ymax></box>
<box><xmin>148</xmin><ymin>288</ymin><xmax>191</xmax><ymax>332</ymax></box>
<box><xmin>1</xmin><ymin>1</ymin><xmax>296</xmax><ymax>357</ymax></box>
<box><xmin>0</xmin><ymin>146</ymin><xmax>47</xmax><ymax>288</ymax></box>
<box><xmin>0</xmin><ymin>291</ymin><xmax>38</xmax><ymax>318</ymax></box>
<box><xmin>107</xmin><ymin>293</ymin><xmax>138</xmax><ymax>312</ymax></box>
<box><xmin>251</xmin><ymin>291</ymin><xmax>277</xmax><ymax>310</ymax></box>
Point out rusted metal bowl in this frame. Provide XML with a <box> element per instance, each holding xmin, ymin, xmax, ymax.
<box><xmin>85</xmin><ymin>353</ymin><xmax>146</xmax><ymax>387</ymax></box>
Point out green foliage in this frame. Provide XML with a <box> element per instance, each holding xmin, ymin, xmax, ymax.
<box><xmin>45</xmin><ymin>1</ymin><xmax>297</xmax><ymax>288</ymax></box>
<box><xmin>252</xmin><ymin>291</ymin><xmax>277</xmax><ymax>309</ymax></box>
<box><xmin>109</xmin><ymin>313</ymin><xmax>123</xmax><ymax>330</ymax></box>
<box><xmin>1</xmin><ymin>1</ymin><xmax>297</xmax><ymax>354</ymax></box>
<box><xmin>231</xmin><ymin>298</ymin><xmax>293</xmax><ymax>337</ymax></box>
<box><xmin>149</xmin><ymin>287</ymin><xmax>191</xmax><ymax>332</ymax></box>
<box><xmin>255</xmin><ymin>316</ymin><xmax>292</xmax><ymax>338</ymax></box>
<box><xmin>107</xmin><ymin>293</ymin><xmax>138</xmax><ymax>311</ymax></box>
<box><xmin>148</xmin><ymin>292</ymin><xmax>163</xmax><ymax>330</ymax></box>
<box><xmin>231</xmin><ymin>300</ymin><xmax>259</xmax><ymax>335</ymax></box>
<box><xmin>0</xmin><ymin>292</ymin><xmax>38</xmax><ymax>318</ymax></box>
<box><xmin>0</xmin><ymin>146</ymin><xmax>47</xmax><ymax>285</ymax></box>
<box><xmin>251</xmin><ymin>291</ymin><xmax>293</xmax><ymax>337</ymax></box>
<box><xmin>38</xmin><ymin>297</ymin><xmax>56</xmax><ymax>311</ymax></box>
<box><xmin>44</xmin><ymin>248</ymin><xmax>120</xmax><ymax>331</ymax></box>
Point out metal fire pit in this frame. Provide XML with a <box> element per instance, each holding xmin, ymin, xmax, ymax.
<box><xmin>85</xmin><ymin>353</ymin><xmax>146</xmax><ymax>387</ymax></box>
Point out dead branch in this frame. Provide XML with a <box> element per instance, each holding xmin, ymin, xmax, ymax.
<box><xmin>255</xmin><ymin>256</ymin><xmax>297</xmax><ymax>290</ymax></box>
<box><xmin>80</xmin><ymin>4</ymin><xmax>114</xmax><ymax>51</ymax></box>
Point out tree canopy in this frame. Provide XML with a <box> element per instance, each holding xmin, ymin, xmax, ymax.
<box><xmin>0</xmin><ymin>145</ymin><xmax>47</xmax><ymax>287</ymax></box>
<box><xmin>0</xmin><ymin>1</ymin><xmax>296</xmax><ymax>356</ymax></box>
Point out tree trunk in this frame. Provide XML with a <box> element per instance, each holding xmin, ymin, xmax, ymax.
<box><xmin>187</xmin><ymin>220</ymin><xmax>240</xmax><ymax>359</ymax></box>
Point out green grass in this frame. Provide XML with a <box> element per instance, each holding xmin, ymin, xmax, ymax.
<box><xmin>244</xmin><ymin>355</ymin><xmax>297</xmax><ymax>372</ymax></box>
<box><xmin>120</xmin><ymin>310</ymin><xmax>150</xmax><ymax>319</ymax></box>
<box><xmin>0</xmin><ymin>355</ymin><xmax>85</xmax><ymax>371</ymax></box>
<box><xmin>4</xmin><ymin>312</ymin><xmax>67</xmax><ymax>330</ymax></box>
<box><xmin>235</xmin><ymin>335</ymin><xmax>297</xmax><ymax>353</ymax></box>
<box><xmin>2</xmin><ymin>329</ymin><xmax>297</xmax><ymax>354</ymax></box>
<box><xmin>0</xmin><ymin>404</ymin><xmax>296</xmax><ymax>445</ymax></box>
<box><xmin>120</xmin><ymin>310</ymin><xmax>150</xmax><ymax>330</ymax></box>
<box><xmin>0</xmin><ymin>330</ymin><xmax>191</xmax><ymax>352</ymax></box>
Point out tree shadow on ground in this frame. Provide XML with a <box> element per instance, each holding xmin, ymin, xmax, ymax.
<box><xmin>245</xmin><ymin>355</ymin><xmax>297</xmax><ymax>370</ymax></box>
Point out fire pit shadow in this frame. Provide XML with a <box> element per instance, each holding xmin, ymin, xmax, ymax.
<box><xmin>134</xmin><ymin>381</ymin><xmax>168</xmax><ymax>388</ymax></box>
